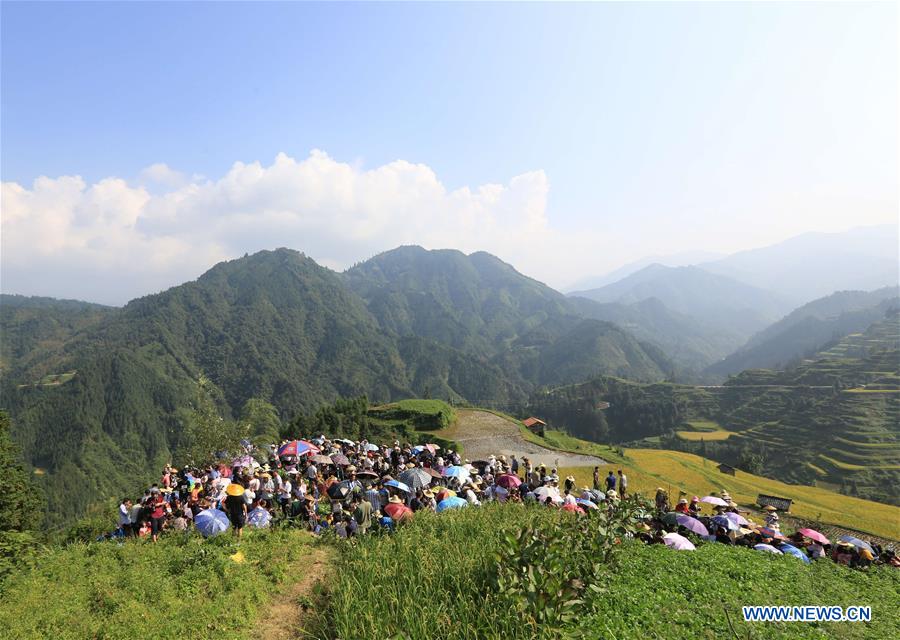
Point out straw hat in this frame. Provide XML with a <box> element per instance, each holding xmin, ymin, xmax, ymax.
<box><xmin>346</xmin><ymin>465</ymin><xmax>357</xmax><ymax>473</ymax></box>
<box><xmin>226</xmin><ymin>483</ymin><xmax>245</xmax><ymax>497</ymax></box>
<box><xmin>566</xmin><ymin>475</ymin><xmax>575</xmax><ymax>482</ymax></box>
<box><xmin>388</xmin><ymin>495</ymin><xmax>403</xmax><ymax>504</ymax></box>
<box><xmin>678</xmin><ymin>498</ymin><xmax>688</xmax><ymax>504</ymax></box>
<box><xmin>423</xmin><ymin>489</ymin><xmax>434</xmax><ymax>498</ymax></box>
<box><xmin>763</xmin><ymin>505</ymin><xmax>777</xmax><ymax>512</ymax></box>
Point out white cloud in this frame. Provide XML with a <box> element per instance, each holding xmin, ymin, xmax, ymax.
<box><xmin>1</xmin><ymin>150</ymin><xmax>597</xmax><ymax>305</ymax></box>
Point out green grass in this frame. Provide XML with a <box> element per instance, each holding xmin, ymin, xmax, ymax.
<box><xmin>0</xmin><ymin>528</ymin><xmax>318</xmax><ymax>640</ymax></box>
<box><xmin>311</xmin><ymin>504</ymin><xmax>900</xmax><ymax>640</ymax></box>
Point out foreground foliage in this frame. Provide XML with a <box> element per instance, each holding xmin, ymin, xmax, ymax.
<box><xmin>0</xmin><ymin>528</ymin><xmax>316</xmax><ymax>640</ymax></box>
<box><xmin>312</xmin><ymin>504</ymin><xmax>899</xmax><ymax>640</ymax></box>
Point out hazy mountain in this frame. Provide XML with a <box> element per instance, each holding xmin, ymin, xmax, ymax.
<box><xmin>569</xmin><ymin>263</ymin><xmax>793</xmax><ymax>338</ymax></box>
<box><xmin>565</xmin><ymin>250</ymin><xmax>725</xmax><ymax>292</ymax></box>
<box><xmin>700</xmin><ymin>225</ymin><xmax>898</xmax><ymax>304</ymax></box>
<box><xmin>706</xmin><ymin>287</ymin><xmax>900</xmax><ymax>378</ymax></box>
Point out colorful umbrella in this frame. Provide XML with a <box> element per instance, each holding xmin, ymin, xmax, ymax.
<box><xmin>436</xmin><ymin>496</ymin><xmax>468</xmax><ymax>512</ymax></box>
<box><xmin>278</xmin><ymin>440</ymin><xmax>319</xmax><ymax>457</ymax></box>
<box><xmin>839</xmin><ymin>535</ymin><xmax>874</xmax><ymax>553</ymax></box>
<box><xmin>676</xmin><ymin>514</ymin><xmax>710</xmax><ymax>537</ymax></box>
<box><xmin>398</xmin><ymin>468</ymin><xmax>432</xmax><ymax>490</ymax></box>
<box><xmin>778</xmin><ymin>543</ymin><xmax>811</xmax><ymax>563</ymax></box>
<box><xmin>496</xmin><ymin>474</ymin><xmax>522</xmax><ymax>489</ymax></box>
<box><xmin>662</xmin><ymin>532</ymin><xmax>695</xmax><ymax>551</ymax></box>
<box><xmin>700</xmin><ymin>496</ymin><xmax>728</xmax><ymax>506</ymax></box>
<box><xmin>758</xmin><ymin>527</ymin><xmax>787</xmax><ymax>540</ymax></box>
<box><xmin>247</xmin><ymin>507</ymin><xmax>271</xmax><ymax>529</ymax></box>
<box><xmin>443</xmin><ymin>466</ymin><xmax>471</xmax><ymax>482</ymax></box>
<box><xmin>754</xmin><ymin>543</ymin><xmax>783</xmax><ymax>555</ymax></box>
<box><xmin>384</xmin><ymin>502</ymin><xmax>414</xmax><ymax>521</ymax></box>
<box><xmin>330</xmin><ymin>453</ymin><xmax>351</xmax><ymax>466</ymax></box>
<box><xmin>724</xmin><ymin>512</ymin><xmax>749</xmax><ymax>526</ymax></box>
<box><xmin>796</xmin><ymin>528</ymin><xmax>829</xmax><ymax>545</ymax></box>
<box><xmin>195</xmin><ymin>508</ymin><xmax>230</xmax><ymax>537</ymax></box>
<box><xmin>384</xmin><ymin>479</ymin><xmax>412</xmax><ymax>493</ymax></box>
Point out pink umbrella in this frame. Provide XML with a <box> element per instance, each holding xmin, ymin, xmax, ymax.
<box><xmin>497</xmin><ymin>474</ymin><xmax>522</xmax><ymax>489</ymax></box>
<box><xmin>797</xmin><ymin>528</ymin><xmax>830</xmax><ymax>545</ymax></box>
<box><xmin>676</xmin><ymin>514</ymin><xmax>710</xmax><ymax>537</ymax></box>
<box><xmin>662</xmin><ymin>532</ymin><xmax>695</xmax><ymax>551</ymax></box>
<box><xmin>700</xmin><ymin>496</ymin><xmax>728</xmax><ymax>506</ymax></box>
<box><xmin>561</xmin><ymin>502</ymin><xmax>585</xmax><ymax>514</ymax></box>
<box><xmin>724</xmin><ymin>512</ymin><xmax>749</xmax><ymax>526</ymax></box>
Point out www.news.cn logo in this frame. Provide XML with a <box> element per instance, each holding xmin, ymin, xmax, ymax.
<box><xmin>742</xmin><ymin>606</ymin><xmax>872</xmax><ymax>622</ymax></box>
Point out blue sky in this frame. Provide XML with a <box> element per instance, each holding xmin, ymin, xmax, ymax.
<box><xmin>2</xmin><ymin>1</ymin><xmax>897</xmax><ymax>304</ymax></box>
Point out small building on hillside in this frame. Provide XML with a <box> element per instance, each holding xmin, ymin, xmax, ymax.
<box><xmin>717</xmin><ymin>463</ymin><xmax>736</xmax><ymax>476</ymax></box>
<box><xmin>596</xmin><ymin>401</ymin><xmax>611</xmax><ymax>410</ymax></box>
<box><xmin>522</xmin><ymin>417</ymin><xmax>547</xmax><ymax>437</ymax></box>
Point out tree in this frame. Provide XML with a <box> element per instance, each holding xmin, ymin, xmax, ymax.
<box><xmin>0</xmin><ymin>412</ymin><xmax>45</xmax><ymax>533</ymax></box>
<box><xmin>240</xmin><ymin>398</ymin><xmax>282</xmax><ymax>444</ymax></box>
<box><xmin>177</xmin><ymin>375</ymin><xmax>250</xmax><ymax>467</ymax></box>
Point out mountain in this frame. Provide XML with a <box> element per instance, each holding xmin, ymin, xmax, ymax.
<box><xmin>569</xmin><ymin>263</ymin><xmax>793</xmax><ymax>342</ymax></box>
<box><xmin>2</xmin><ymin>247</ymin><xmax>672</xmax><ymax>525</ymax></box>
<box><xmin>706</xmin><ymin>287</ymin><xmax>900</xmax><ymax>378</ymax></box>
<box><xmin>565</xmin><ymin>250</ymin><xmax>724</xmax><ymax>293</ymax></box>
<box><xmin>528</xmin><ymin>311</ymin><xmax>900</xmax><ymax>505</ymax></box>
<box><xmin>700</xmin><ymin>224</ymin><xmax>899</xmax><ymax>304</ymax></box>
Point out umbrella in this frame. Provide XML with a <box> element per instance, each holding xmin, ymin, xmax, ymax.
<box><xmin>384</xmin><ymin>502</ymin><xmax>414</xmax><ymax>521</ymax></box>
<box><xmin>700</xmin><ymin>496</ymin><xmax>728</xmax><ymax>506</ymax></box>
<box><xmin>754</xmin><ymin>543</ymin><xmax>783</xmax><ymax>555</ymax></box>
<box><xmin>797</xmin><ymin>528</ymin><xmax>830</xmax><ymax>545</ymax></box>
<box><xmin>496</xmin><ymin>474</ymin><xmax>522</xmax><ymax>489</ymax></box>
<box><xmin>278</xmin><ymin>440</ymin><xmax>319</xmax><ymax>457</ymax></box>
<box><xmin>676</xmin><ymin>514</ymin><xmax>710</xmax><ymax>537</ymax></box>
<box><xmin>425</xmin><ymin>467</ymin><xmax>443</xmax><ymax>479</ymax></box>
<box><xmin>384</xmin><ymin>479</ymin><xmax>412</xmax><ymax>493</ymax></box>
<box><xmin>533</xmin><ymin>486</ymin><xmax>562</xmax><ymax>503</ymax></box>
<box><xmin>588</xmin><ymin>489</ymin><xmax>606</xmax><ymax>503</ymax></box>
<box><xmin>758</xmin><ymin>527</ymin><xmax>787</xmax><ymax>540</ymax></box>
<box><xmin>443</xmin><ymin>466</ymin><xmax>471</xmax><ymax>482</ymax></box>
<box><xmin>712</xmin><ymin>515</ymin><xmax>740</xmax><ymax>532</ymax></box>
<box><xmin>327</xmin><ymin>483</ymin><xmax>351</xmax><ymax>500</ymax></box>
<box><xmin>399</xmin><ymin>468</ymin><xmax>432</xmax><ymax>490</ymax></box>
<box><xmin>839</xmin><ymin>535</ymin><xmax>874</xmax><ymax>553</ymax></box>
<box><xmin>334</xmin><ymin>438</ymin><xmax>355</xmax><ymax>446</ymax></box>
<box><xmin>778</xmin><ymin>543</ymin><xmax>811</xmax><ymax>564</ymax></box>
<box><xmin>330</xmin><ymin>453</ymin><xmax>351</xmax><ymax>466</ymax></box>
<box><xmin>660</xmin><ymin>512</ymin><xmax>679</xmax><ymax>528</ymax></box>
<box><xmin>248</xmin><ymin>507</ymin><xmax>271</xmax><ymax>529</ymax></box>
<box><xmin>724</xmin><ymin>512</ymin><xmax>749</xmax><ymax>526</ymax></box>
<box><xmin>195</xmin><ymin>509</ymin><xmax>230</xmax><ymax>538</ymax></box>
<box><xmin>411</xmin><ymin>445</ymin><xmax>426</xmax><ymax>455</ymax></box>
<box><xmin>363</xmin><ymin>443</ymin><xmax>380</xmax><ymax>452</ymax></box>
<box><xmin>425</xmin><ymin>443</ymin><xmax>440</xmax><ymax>453</ymax></box>
<box><xmin>436</xmin><ymin>496</ymin><xmax>468</xmax><ymax>512</ymax></box>
<box><xmin>576</xmin><ymin>498</ymin><xmax>598</xmax><ymax>510</ymax></box>
<box><xmin>231</xmin><ymin>455</ymin><xmax>256</xmax><ymax>468</ymax></box>
<box><xmin>356</xmin><ymin>470</ymin><xmax>378</xmax><ymax>479</ymax></box>
<box><xmin>662</xmin><ymin>532</ymin><xmax>695</xmax><ymax>551</ymax></box>
<box><xmin>562</xmin><ymin>503</ymin><xmax>585</xmax><ymax>514</ymax></box>
<box><xmin>310</xmin><ymin>454</ymin><xmax>333</xmax><ymax>465</ymax></box>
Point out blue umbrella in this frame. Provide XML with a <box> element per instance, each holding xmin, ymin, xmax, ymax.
<box><xmin>443</xmin><ymin>466</ymin><xmax>471</xmax><ymax>482</ymax></box>
<box><xmin>436</xmin><ymin>496</ymin><xmax>469</xmax><ymax>512</ymax></box>
<box><xmin>384</xmin><ymin>479</ymin><xmax>411</xmax><ymax>493</ymax></box>
<box><xmin>778</xmin><ymin>543</ymin><xmax>811</xmax><ymax>564</ymax></box>
<box><xmin>195</xmin><ymin>508</ymin><xmax>230</xmax><ymax>537</ymax></box>
<box><xmin>839</xmin><ymin>535</ymin><xmax>874</xmax><ymax>553</ymax></box>
<box><xmin>412</xmin><ymin>445</ymin><xmax>426</xmax><ymax>454</ymax></box>
<box><xmin>576</xmin><ymin>498</ymin><xmax>598</xmax><ymax>510</ymax></box>
<box><xmin>712</xmin><ymin>515</ymin><xmax>740</xmax><ymax>531</ymax></box>
<box><xmin>248</xmin><ymin>507</ymin><xmax>271</xmax><ymax>529</ymax></box>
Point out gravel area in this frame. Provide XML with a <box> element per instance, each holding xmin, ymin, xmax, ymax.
<box><xmin>452</xmin><ymin>409</ymin><xmax>607</xmax><ymax>468</ymax></box>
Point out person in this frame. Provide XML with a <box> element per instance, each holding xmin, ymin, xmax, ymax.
<box><xmin>618</xmin><ymin>470</ymin><xmax>627</xmax><ymax>498</ymax></box>
<box><xmin>225</xmin><ymin>485</ymin><xmax>248</xmax><ymax>539</ymax></box>
<box><xmin>605</xmin><ymin>471</ymin><xmax>616</xmax><ymax>492</ymax></box>
<box><xmin>675</xmin><ymin>498</ymin><xmax>690</xmax><ymax>514</ymax></box>
<box><xmin>654</xmin><ymin>488</ymin><xmax>669</xmax><ymax>514</ymax></box>
<box><xmin>149</xmin><ymin>492</ymin><xmax>167</xmax><ymax>543</ymax></box>
<box><xmin>117</xmin><ymin>498</ymin><xmax>132</xmax><ymax>537</ymax></box>
<box><xmin>688</xmin><ymin>496</ymin><xmax>701</xmax><ymax>516</ymax></box>
<box><xmin>129</xmin><ymin>499</ymin><xmax>143</xmax><ymax>537</ymax></box>
<box><xmin>564</xmin><ymin>475</ymin><xmax>575</xmax><ymax>494</ymax></box>
<box><xmin>352</xmin><ymin>496</ymin><xmax>372</xmax><ymax>535</ymax></box>
<box><xmin>592</xmin><ymin>466</ymin><xmax>601</xmax><ymax>491</ymax></box>
<box><xmin>510</xmin><ymin>455</ymin><xmax>519</xmax><ymax>477</ymax></box>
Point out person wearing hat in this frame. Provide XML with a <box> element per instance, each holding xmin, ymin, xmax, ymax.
<box><xmin>675</xmin><ymin>498</ymin><xmax>690</xmax><ymax>514</ymax></box>
<box><xmin>654</xmin><ymin>488</ymin><xmax>668</xmax><ymax>514</ymax></box>
<box><xmin>563</xmin><ymin>475</ymin><xmax>576</xmax><ymax>494</ymax></box>
<box><xmin>224</xmin><ymin>482</ymin><xmax>248</xmax><ymax>539</ymax></box>
<box><xmin>688</xmin><ymin>496</ymin><xmax>701</xmax><ymax>516</ymax></box>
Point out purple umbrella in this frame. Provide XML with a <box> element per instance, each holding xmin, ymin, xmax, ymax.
<box><xmin>700</xmin><ymin>496</ymin><xmax>728</xmax><ymax>506</ymax></box>
<box><xmin>330</xmin><ymin>453</ymin><xmax>351</xmax><ymax>466</ymax></box>
<box><xmin>662</xmin><ymin>532</ymin><xmax>695</xmax><ymax>551</ymax></box>
<box><xmin>725</xmin><ymin>512</ymin><xmax>749</xmax><ymax>526</ymax></box>
<box><xmin>676</xmin><ymin>514</ymin><xmax>710</xmax><ymax>537</ymax></box>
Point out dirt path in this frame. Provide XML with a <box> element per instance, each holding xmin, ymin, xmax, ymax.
<box><xmin>257</xmin><ymin>545</ymin><xmax>333</xmax><ymax>640</ymax></box>
<box><xmin>451</xmin><ymin>409</ymin><xmax>607</xmax><ymax>468</ymax></box>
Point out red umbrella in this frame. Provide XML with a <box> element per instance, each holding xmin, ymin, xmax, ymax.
<box><xmin>562</xmin><ymin>503</ymin><xmax>584</xmax><ymax>514</ymax></box>
<box><xmin>797</xmin><ymin>528</ymin><xmax>830</xmax><ymax>545</ymax></box>
<box><xmin>384</xmin><ymin>503</ymin><xmax>414</xmax><ymax>521</ymax></box>
<box><xmin>496</xmin><ymin>474</ymin><xmax>522</xmax><ymax>489</ymax></box>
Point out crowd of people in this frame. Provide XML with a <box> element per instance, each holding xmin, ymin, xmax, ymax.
<box><xmin>111</xmin><ymin>435</ymin><xmax>899</xmax><ymax>568</ymax></box>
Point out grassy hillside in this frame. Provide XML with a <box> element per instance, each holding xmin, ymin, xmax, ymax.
<box><xmin>0</xmin><ymin>528</ymin><xmax>320</xmax><ymax>640</ymax></box>
<box><xmin>311</xmin><ymin>504</ymin><xmax>899</xmax><ymax>640</ymax></box>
